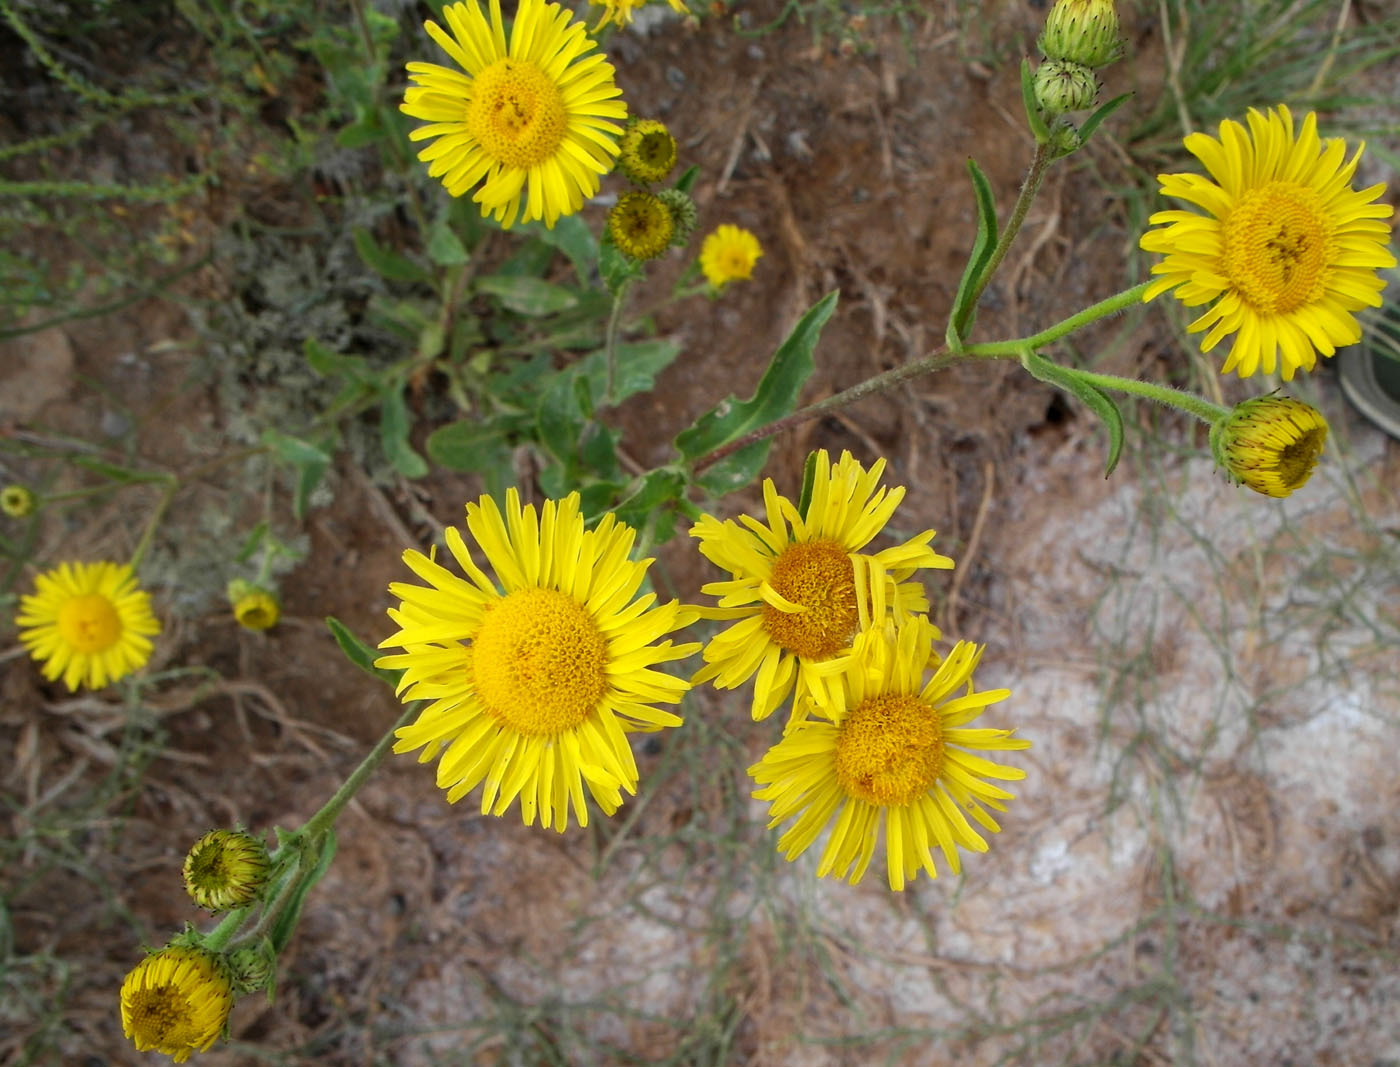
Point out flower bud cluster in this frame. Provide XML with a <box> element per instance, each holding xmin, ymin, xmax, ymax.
<box><xmin>1033</xmin><ymin>0</ymin><xmax>1121</xmax><ymax>118</ymax></box>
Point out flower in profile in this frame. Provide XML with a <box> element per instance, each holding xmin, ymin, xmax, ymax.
<box><xmin>690</xmin><ymin>449</ymin><xmax>953</xmax><ymax>723</ymax></box>
<box><xmin>1210</xmin><ymin>394</ymin><xmax>1328</xmax><ymax>498</ymax></box>
<box><xmin>183</xmin><ymin>829</ymin><xmax>272</xmax><ymax>912</ymax></box>
<box><xmin>120</xmin><ymin>945</ymin><xmax>233</xmax><ymax>1063</ymax></box>
<box><xmin>377</xmin><ymin>491</ymin><xmax>700</xmax><ymax>831</ymax></box>
<box><xmin>590</xmin><ymin>0</ymin><xmax>690</xmax><ymax>31</ymax></box>
<box><xmin>750</xmin><ymin>616</ymin><xmax>1030</xmax><ymax>890</ymax></box>
<box><xmin>1140</xmin><ymin>105</ymin><xmax>1396</xmax><ymax>381</ymax></box>
<box><xmin>16</xmin><ymin>561</ymin><xmax>160</xmax><ymax>691</ymax></box>
<box><xmin>228</xmin><ymin>580</ymin><xmax>280</xmax><ymax>631</ymax></box>
<box><xmin>401</xmin><ymin>0</ymin><xmax>627</xmax><ymax>229</ymax></box>
<box><xmin>617</xmin><ymin>118</ymin><xmax>678</xmax><ymax>184</ymax></box>
<box><xmin>699</xmin><ymin>223</ymin><xmax>763</xmax><ymax>287</ymax></box>
<box><xmin>1</xmin><ymin>484</ymin><xmax>36</xmax><ymax>518</ymax></box>
<box><xmin>608</xmin><ymin>190</ymin><xmax>675</xmax><ymax>260</ymax></box>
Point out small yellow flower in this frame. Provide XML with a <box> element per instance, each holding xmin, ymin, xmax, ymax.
<box><xmin>183</xmin><ymin>829</ymin><xmax>272</xmax><ymax>912</ymax></box>
<box><xmin>608</xmin><ymin>190</ymin><xmax>675</xmax><ymax>260</ymax></box>
<box><xmin>617</xmin><ymin>118</ymin><xmax>678</xmax><ymax>184</ymax></box>
<box><xmin>1210</xmin><ymin>394</ymin><xmax>1328</xmax><ymax>498</ymax></box>
<box><xmin>16</xmin><ymin>561</ymin><xmax>160</xmax><ymax>691</ymax></box>
<box><xmin>120</xmin><ymin>945</ymin><xmax>233</xmax><ymax>1063</ymax></box>
<box><xmin>590</xmin><ymin>0</ymin><xmax>689</xmax><ymax>31</ymax></box>
<box><xmin>377</xmin><ymin>491</ymin><xmax>701</xmax><ymax>831</ymax></box>
<box><xmin>1</xmin><ymin>484</ymin><xmax>36</xmax><ymax>518</ymax></box>
<box><xmin>690</xmin><ymin>449</ymin><xmax>953</xmax><ymax>723</ymax></box>
<box><xmin>229</xmin><ymin>580</ymin><xmax>280</xmax><ymax>631</ymax></box>
<box><xmin>750</xmin><ymin>616</ymin><xmax>1030</xmax><ymax>891</ymax></box>
<box><xmin>699</xmin><ymin>224</ymin><xmax>763</xmax><ymax>288</ymax></box>
<box><xmin>401</xmin><ymin>0</ymin><xmax>627</xmax><ymax>228</ymax></box>
<box><xmin>1140</xmin><ymin>105</ymin><xmax>1396</xmax><ymax>381</ymax></box>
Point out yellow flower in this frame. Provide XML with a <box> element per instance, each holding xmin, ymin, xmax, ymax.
<box><xmin>183</xmin><ymin>829</ymin><xmax>272</xmax><ymax>912</ymax></box>
<box><xmin>608</xmin><ymin>190</ymin><xmax>675</xmax><ymax>260</ymax></box>
<box><xmin>377</xmin><ymin>491</ymin><xmax>700</xmax><ymax>831</ymax></box>
<box><xmin>1</xmin><ymin>484</ymin><xmax>36</xmax><ymax>517</ymax></box>
<box><xmin>229</xmin><ymin>581</ymin><xmax>280</xmax><ymax>631</ymax></box>
<box><xmin>401</xmin><ymin>0</ymin><xmax>627</xmax><ymax>229</ymax></box>
<box><xmin>590</xmin><ymin>0</ymin><xmax>690</xmax><ymax>31</ymax></box>
<box><xmin>699</xmin><ymin>223</ymin><xmax>763</xmax><ymax>287</ymax></box>
<box><xmin>120</xmin><ymin>945</ymin><xmax>233</xmax><ymax>1063</ymax></box>
<box><xmin>1210</xmin><ymin>394</ymin><xmax>1328</xmax><ymax>498</ymax></box>
<box><xmin>1140</xmin><ymin>105</ymin><xmax>1396</xmax><ymax>381</ymax></box>
<box><xmin>617</xmin><ymin>118</ymin><xmax>678</xmax><ymax>184</ymax></box>
<box><xmin>750</xmin><ymin>616</ymin><xmax>1030</xmax><ymax>891</ymax></box>
<box><xmin>16</xmin><ymin>561</ymin><xmax>160</xmax><ymax>692</ymax></box>
<box><xmin>689</xmin><ymin>449</ymin><xmax>953</xmax><ymax>724</ymax></box>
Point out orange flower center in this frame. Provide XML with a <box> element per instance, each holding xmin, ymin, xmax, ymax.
<box><xmin>57</xmin><ymin>593</ymin><xmax>122</xmax><ymax>653</ymax></box>
<box><xmin>1223</xmin><ymin>181</ymin><xmax>1333</xmax><ymax>314</ymax></box>
<box><xmin>834</xmin><ymin>692</ymin><xmax>944</xmax><ymax>807</ymax></box>
<box><xmin>466</xmin><ymin>58</ymin><xmax>567</xmax><ymax>170</ymax></box>
<box><xmin>761</xmin><ymin>539</ymin><xmax>859</xmax><ymax>660</ymax></box>
<box><xmin>470</xmin><ymin>587</ymin><xmax>608</xmax><ymax>736</ymax></box>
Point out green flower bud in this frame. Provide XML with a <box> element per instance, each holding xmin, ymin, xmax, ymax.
<box><xmin>183</xmin><ymin>829</ymin><xmax>272</xmax><ymax>912</ymax></box>
<box><xmin>226</xmin><ymin>940</ymin><xmax>277</xmax><ymax>996</ymax></box>
<box><xmin>1209</xmin><ymin>395</ymin><xmax>1328</xmax><ymax>498</ymax></box>
<box><xmin>1039</xmin><ymin>0</ymin><xmax>1122</xmax><ymax>69</ymax></box>
<box><xmin>657</xmin><ymin>188</ymin><xmax>698</xmax><ymax>247</ymax></box>
<box><xmin>1033</xmin><ymin>60</ymin><xmax>1099</xmax><ymax>116</ymax></box>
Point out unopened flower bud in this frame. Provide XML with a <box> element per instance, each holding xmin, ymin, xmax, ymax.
<box><xmin>657</xmin><ymin>188</ymin><xmax>698</xmax><ymax>247</ymax></box>
<box><xmin>226</xmin><ymin>940</ymin><xmax>277</xmax><ymax>996</ymax></box>
<box><xmin>1209</xmin><ymin>395</ymin><xmax>1328</xmax><ymax>498</ymax></box>
<box><xmin>1040</xmin><ymin>0</ymin><xmax>1122</xmax><ymax>69</ymax></box>
<box><xmin>183</xmin><ymin>829</ymin><xmax>272</xmax><ymax>912</ymax></box>
<box><xmin>1034</xmin><ymin>60</ymin><xmax>1100</xmax><ymax>116</ymax></box>
<box><xmin>227</xmin><ymin>580</ymin><xmax>280</xmax><ymax>631</ymax></box>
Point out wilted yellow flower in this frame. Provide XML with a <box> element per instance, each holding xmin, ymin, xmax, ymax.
<box><xmin>401</xmin><ymin>0</ymin><xmax>627</xmax><ymax>228</ymax></box>
<box><xmin>1210</xmin><ymin>394</ymin><xmax>1328</xmax><ymax>498</ymax></box>
<box><xmin>699</xmin><ymin>224</ymin><xmax>763</xmax><ymax>287</ymax></box>
<box><xmin>690</xmin><ymin>449</ymin><xmax>953</xmax><ymax>724</ymax></box>
<box><xmin>608</xmin><ymin>190</ymin><xmax>675</xmax><ymax>260</ymax></box>
<box><xmin>1141</xmin><ymin>106</ymin><xmax>1395</xmax><ymax>380</ymax></box>
<box><xmin>183</xmin><ymin>829</ymin><xmax>272</xmax><ymax>912</ymax></box>
<box><xmin>617</xmin><ymin>118</ymin><xmax>678</xmax><ymax>184</ymax></box>
<box><xmin>750</xmin><ymin>616</ymin><xmax>1030</xmax><ymax>890</ymax></box>
<box><xmin>120</xmin><ymin>945</ymin><xmax>233</xmax><ymax>1063</ymax></box>
<box><xmin>228</xmin><ymin>580</ymin><xmax>280</xmax><ymax>631</ymax></box>
<box><xmin>377</xmin><ymin>491</ymin><xmax>700</xmax><ymax>831</ymax></box>
<box><xmin>16</xmin><ymin>561</ymin><xmax>160</xmax><ymax>691</ymax></box>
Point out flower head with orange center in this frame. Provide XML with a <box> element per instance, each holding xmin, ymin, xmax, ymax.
<box><xmin>750</xmin><ymin>615</ymin><xmax>1030</xmax><ymax>890</ymax></box>
<box><xmin>1140</xmin><ymin>105</ymin><xmax>1395</xmax><ymax>381</ymax></box>
<box><xmin>120</xmin><ymin>945</ymin><xmax>233</xmax><ymax>1063</ymax></box>
<box><xmin>377</xmin><ymin>490</ymin><xmax>700</xmax><ymax>831</ymax></box>
<box><xmin>689</xmin><ymin>450</ymin><xmax>953</xmax><ymax>724</ymax></box>
<box><xmin>15</xmin><ymin>560</ymin><xmax>160</xmax><ymax>691</ymax></box>
<box><xmin>401</xmin><ymin>0</ymin><xmax>627</xmax><ymax>229</ymax></box>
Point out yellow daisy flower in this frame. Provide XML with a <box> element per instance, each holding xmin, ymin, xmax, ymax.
<box><xmin>401</xmin><ymin>0</ymin><xmax>627</xmax><ymax>229</ymax></box>
<box><xmin>120</xmin><ymin>945</ymin><xmax>233</xmax><ymax>1063</ymax></box>
<box><xmin>689</xmin><ymin>449</ymin><xmax>953</xmax><ymax>724</ymax></box>
<box><xmin>750</xmin><ymin>616</ymin><xmax>1030</xmax><ymax>891</ymax></box>
<box><xmin>377</xmin><ymin>490</ymin><xmax>700</xmax><ymax>831</ymax></box>
<box><xmin>699</xmin><ymin>223</ymin><xmax>763</xmax><ymax>288</ymax></box>
<box><xmin>1210</xmin><ymin>394</ymin><xmax>1328</xmax><ymax>498</ymax></box>
<box><xmin>1140</xmin><ymin>105</ymin><xmax>1396</xmax><ymax>381</ymax></box>
<box><xmin>590</xmin><ymin>0</ymin><xmax>690</xmax><ymax>31</ymax></box>
<box><xmin>15</xmin><ymin>561</ymin><xmax>160</xmax><ymax>692</ymax></box>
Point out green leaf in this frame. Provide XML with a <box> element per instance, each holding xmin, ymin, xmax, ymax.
<box><xmin>1078</xmin><ymin>91</ymin><xmax>1134</xmax><ymax>146</ymax></box>
<box><xmin>475</xmin><ymin>274</ymin><xmax>580</xmax><ymax>316</ymax></box>
<box><xmin>518</xmin><ymin>215</ymin><xmax>597</xmax><ymax>286</ymax></box>
<box><xmin>235</xmin><ymin>521</ymin><xmax>270</xmax><ymax>564</ymax></box>
<box><xmin>575</xmin><ymin>339</ymin><xmax>683</xmax><ymax>407</ymax></box>
<box><xmin>353</xmin><ymin>227</ymin><xmax>431</xmax><ymax>284</ymax></box>
<box><xmin>674</xmin><ymin>165</ymin><xmax>700</xmax><ymax>195</ymax></box>
<box><xmin>1022</xmin><ymin>353</ymin><xmax>1125</xmax><ymax>477</ymax></box>
<box><xmin>326</xmin><ymin>616</ymin><xmax>403</xmax><ymax>685</ymax></box>
<box><xmin>674</xmin><ymin>291</ymin><xmax>836</xmax><ymax>462</ymax></box>
<box><xmin>534</xmin><ymin>371</ymin><xmax>582</xmax><ymax>468</ymax></box>
<box><xmin>269</xmin><ymin>828</ymin><xmax>337</xmax><ymax>955</ymax></box>
<box><xmin>612</xmin><ymin>469</ymin><xmax>686</xmax><ymax>532</ymax></box>
<box><xmin>1020</xmin><ymin>59</ymin><xmax>1052</xmax><ymax>144</ymax></box>
<box><xmin>599</xmin><ymin>239</ymin><xmax>642</xmax><ymax>296</ymax></box>
<box><xmin>70</xmin><ymin>457</ymin><xmax>167</xmax><ymax>484</ymax></box>
<box><xmin>948</xmin><ymin>157</ymin><xmax>999</xmax><ymax>346</ymax></box>
<box><xmin>261</xmin><ymin>429</ymin><xmax>331</xmax><ymax>519</ymax></box>
<box><xmin>426</xmin><ymin>418</ymin><xmax>509</xmax><ymax>473</ymax></box>
<box><xmin>796</xmin><ymin>450</ymin><xmax>819</xmax><ymax>521</ymax></box>
<box><xmin>694</xmin><ymin>440</ymin><xmax>774</xmax><ymax>497</ymax></box>
<box><xmin>304</xmin><ymin>337</ymin><xmax>369</xmax><ymax>381</ymax></box>
<box><xmin>379</xmin><ymin>389</ymin><xmax>429</xmax><ymax>478</ymax></box>
<box><xmin>426</xmin><ymin>219</ymin><xmax>470</xmax><ymax>267</ymax></box>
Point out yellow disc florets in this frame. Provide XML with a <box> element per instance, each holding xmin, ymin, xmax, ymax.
<box><xmin>608</xmin><ymin>191</ymin><xmax>675</xmax><ymax>260</ymax></box>
<box><xmin>1222</xmin><ymin>183</ymin><xmax>1333</xmax><ymax>316</ymax></box>
<box><xmin>761</xmin><ymin>540</ymin><xmax>859</xmax><ymax>660</ymax></box>
<box><xmin>470</xmin><ymin>586</ymin><xmax>609</xmax><ymax>736</ymax></box>
<box><xmin>57</xmin><ymin>593</ymin><xmax>123</xmax><ymax>653</ymax></box>
<box><xmin>120</xmin><ymin>945</ymin><xmax>234</xmax><ymax>1063</ymax></box>
<box><xmin>833</xmin><ymin>692</ymin><xmax>945</xmax><ymax>807</ymax></box>
<box><xmin>466</xmin><ymin>58</ymin><xmax>568</xmax><ymax>171</ymax></box>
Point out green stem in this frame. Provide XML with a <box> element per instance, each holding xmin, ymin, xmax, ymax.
<box><xmin>127</xmin><ymin>476</ymin><xmax>178</xmax><ymax>570</ymax></box>
<box><xmin>965</xmin><ymin>282</ymin><xmax>1152</xmax><ymax>358</ymax></box>
<box><xmin>298</xmin><ymin>704</ymin><xmax>418</xmax><ymax>843</ymax></box>
<box><xmin>1050</xmin><ymin>366</ymin><xmax>1230</xmax><ymax>424</ymax></box>
<box><xmin>602</xmin><ymin>281</ymin><xmax>631</xmax><ymax>407</ymax></box>
<box><xmin>962</xmin><ymin>141</ymin><xmax>1055</xmax><ymax>325</ymax></box>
